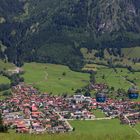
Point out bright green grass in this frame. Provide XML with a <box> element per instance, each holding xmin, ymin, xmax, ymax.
<box><xmin>23</xmin><ymin>63</ymin><xmax>90</xmax><ymax>94</ymax></box>
<box><xmin>0</xmin><ymin>75</ymin><xmax>10</xmax><ymax>84</ymax></box>
<box><xmin>0</xmin><ymin>75</ymin><xmax>10</xmax><ymax>99</ymax></box>
<box><xmin>135</xmin><ymin>124</ymin><xmax>140</xmax><ymax>132</ymax></box>
<box><xmin>96</xmin><ymin>66</ymin><xmax>140</xmax><ymax>90</ymax></box>
<box><xmin>69</xmin><ymin>119</ymin><xmax>140</xmax><ymax>139</ymax></box>
<box><xmin>0</xmin><ymin>119</ymin><xmax>140</xmax><ymax>140</ymax></box>
<box><xmin>92</xmin><ymin>109</ymin><xmax>106</xmax><ymax>118</ymax></box>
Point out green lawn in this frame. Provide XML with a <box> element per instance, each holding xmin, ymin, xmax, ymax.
<box><xmin>135</xmin><ymin>124</ymin><xmax>140</xmax><ymax>132</ymax></box>
<box><xmin>23</xmin><ymin>63</ymin><xmax>90</xmax><ymax>94</ymax></box>
<box><xmin>92</xmin><ymin>109</ymin><xmax>106</xmax><ymax>118</ymax></box>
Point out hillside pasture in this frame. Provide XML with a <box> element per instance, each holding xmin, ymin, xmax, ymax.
<box><xmin>121</xmin><ymin>47</ymin><xmax>140</xmax><ymax>59</ymax></box>
<box><xmin>95</xmin><ymin>66</ymin><xmax>140</xmax><ymax>90</ymax></box>
<box><xmin>23</xmin><ymin>63</ymin><xmax>90</xmax><ymax>94</ymax></box>
<box><xmin>0</xmin><ymin>75</ymin><xmax>10</xmax><ymax>84</ymax></box>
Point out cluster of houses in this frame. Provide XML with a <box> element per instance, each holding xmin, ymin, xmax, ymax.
<box><xmin>97</xmin><ymin>99</ymin><xmax>140</xmax><ymax>125</ymax></box>
<box><xmin>0</xmin><ymin>84</ymin><xmax>73</xmax><ymax>134</ymax></box>
<box><xmin>0</xmin><ymin>83</ymin><xmax>140</xmax><ymax>134</ymax></box>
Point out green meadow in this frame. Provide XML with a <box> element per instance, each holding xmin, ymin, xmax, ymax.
<box><xmin>22</xmin><ymin>62</ymin><xmax>140</xmax><ymax>94</ymax></box>
<box><xmin>23</xmin><ymin>63</ymin><xmax>90</xmax><ymax>94</ymax></box>
<box><xmin>92</xmin><ymin>110</ymin><xmax>106</xmax><ymax>118</ymax></box>
<box><xmin>136</xmin><ymin>124</ymin><xmax>140</xmax><ymax>132</ymax></box>
<box><xmin>0</xmin><ymin>62</ymin><xmax>140</xmax><ymax>140</ymax></box>
<box><xmin>0</xmin><ymin>76</ymin><xmax>10</xmax><ymax>99</ymax></box>
<box><xmin>95</xmin><ymin>65</ymin><xmax>140</xmax><ymax>90</ymax></box>
<box><xmin>0</xmin><ymin>75</ymin><xmax>10</xmax><ymax>84</ymax></box>
<box><xmin>0</xmin><ymin>119</ymin><xmax>140</xmax><ymax>140</ymax></box>
<box><xmin>69</xmin><ymin>119</ymin><xmax>139</xmax><ymax>139</ymax></box>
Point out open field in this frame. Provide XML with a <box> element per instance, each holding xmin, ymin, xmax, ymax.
<box><xmin>83</xmin><ymin>63</ymin><xmax>140</xmax><ymax>90</ymax></box>
<box><xmin>23</xmin><ymin>63</ymin><xmax>90</xmax><ymax>94</ymax></box>
<box><xmin>136</xmin><ymin>124</ymin><xmax>140</xmax><ymax>132</ymax></box>
<box><xmin>0</xmin><ymin>119</ymin><xmax>140</xmax><ymax>140</ymax></box>
<box><xmin>94</xmin><ymin>65</ymin><xmax>140</xmax><ymax>90</ymax></box>
<box><xmin>22</xmin><ymin>62</ymin><xmax>140</xmax><ymax>94</ymax></box>
<box><xmin>92</xmin><ymin>109</ymin><xmax>106</xmax><ymax>118</ymax></box>
<box><xmin>0</xmin><ymin>75</ymin><xmax>10</xmax><ymax>99</ymax></box>
<box><xmin>69</xmin><ymin>119</ymin><xmax>140</xmax><ymax>139</ymax></box>
<box><xmin>0</xmin><ymin>75</ymin><xmax>10</xmax><ymax>84</ymax></box>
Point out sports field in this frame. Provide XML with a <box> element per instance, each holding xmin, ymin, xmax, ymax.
<box><xmin>23</xmin><ymin>63</ymin><xmax>90</xmax><ymax>94</ymax></box>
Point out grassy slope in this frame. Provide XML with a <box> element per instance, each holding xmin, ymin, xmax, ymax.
<box><xmin>0</xmin><ymin>60</ymin><xmax>14</xmax><ymax>85</ymax></box>
<box><xmin>95</xmin><ymin>66</ymin><xmax>140</xmax><ymax>90</ymax></box>
<box><xmin>122</xmin><ymin>47</ymin><xmax>140</xmax><ymax>59</ymax></box>
<box><xmin>136</xmin><ymin>124</ymin><xmax>140</xmax><ymax>132</ymax></box>
<box><xmin>0</xmin><ymin>60</ymin><xmax>15</xmax><ymax>71</ymax></box>
<box><xmin>0</xmin><ymin>75</ymin><xmax>10</xmax><ymax>99</ymax></box>
<box><xmin>23</xmin><ymin>63</ymin><xmax>90</xmax><ymax>94</ymax></box>
<box><xmin>0</xmin><ymin>75</ymin><xmax>10</xmax><ymax>84</ymax></box>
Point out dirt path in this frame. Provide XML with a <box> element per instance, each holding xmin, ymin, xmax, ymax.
<box><xmin>121</xmin><ymin>76</ymin><xmax>135</xmax><ymax>86</ymax></box>
<box><xmin>44</xmin><ymin>71</ymin><xmax>48</xmax><ymax>81</ymax></box>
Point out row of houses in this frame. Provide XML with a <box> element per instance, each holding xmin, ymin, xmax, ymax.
<box><xmin>0</xmin><ymin>83</ymin><xmax>73</xmax><ymax>134</ymax></box>
<box><xmin>97</xmin><ymin>99</ymin><xmax>140</xmax><ymax>125</ymax></box>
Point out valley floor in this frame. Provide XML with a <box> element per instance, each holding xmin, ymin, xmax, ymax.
<box><xmin>0</xmin><ymin>119</ymin><xmax>140</xmax><ymax>140</ymax></box>
<box><xmin>0</xmin><ymin>62</ymin><xmax>140</xmax><ymax>140</ymax></box>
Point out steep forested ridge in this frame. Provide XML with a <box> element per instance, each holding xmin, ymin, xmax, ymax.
<box><xmin>0</xmin><ymin>0</ymin><xmax>140</xmax><ymax>69</ymax></box>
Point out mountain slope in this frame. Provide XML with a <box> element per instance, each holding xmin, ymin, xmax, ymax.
<box><xmin>0</xmin><ymin>0</ymin><xmax>140</xmax><ymax>69</ymax></box>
